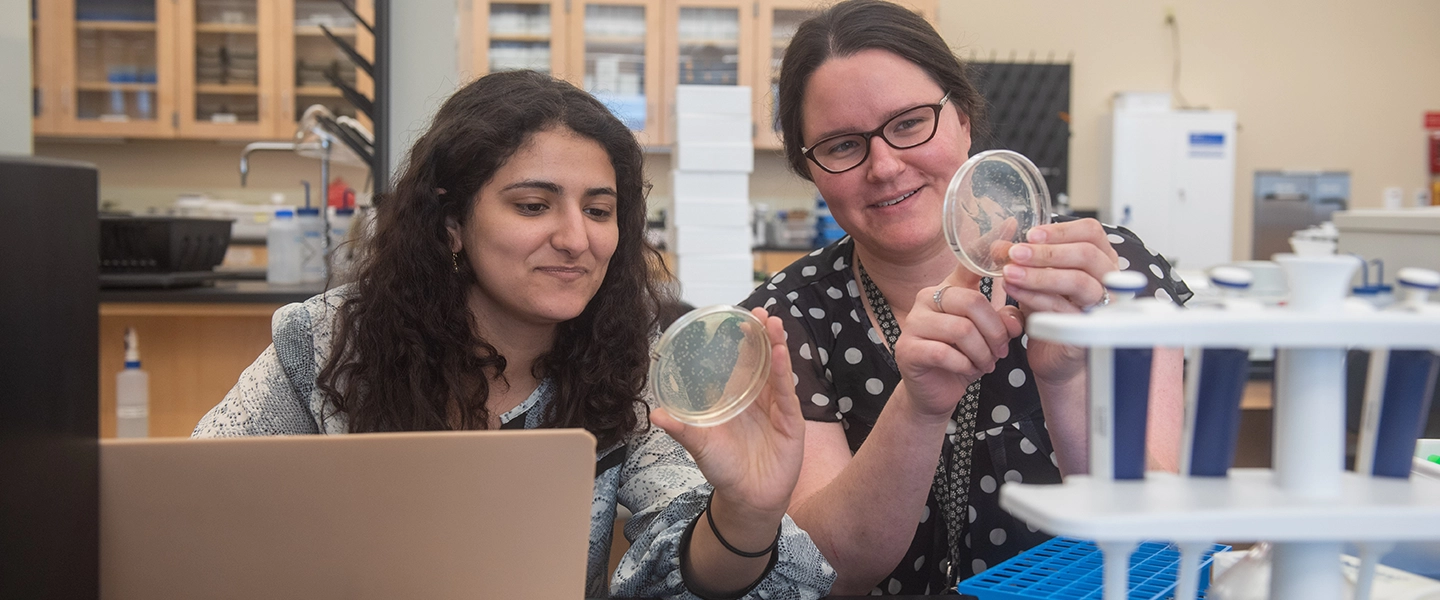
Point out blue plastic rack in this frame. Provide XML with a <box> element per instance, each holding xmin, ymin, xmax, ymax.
<box><xmin>957</xmin><ymin>537</ymin><xmax>1231</xmax><ymax>600</ymax></box>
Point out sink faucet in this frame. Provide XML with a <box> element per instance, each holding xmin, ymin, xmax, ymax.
<box><xmin>239</xmin><ymin>142</ymin><xmax>299</xmax><ymax>186</ymax></box>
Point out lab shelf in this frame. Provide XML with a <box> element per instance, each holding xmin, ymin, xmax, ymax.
<box><xmin>1013</xmin><ymin>255</ymin><xmax>1440</xmax><ymax>600</ymax></box>
<box><xmin>1026</xmin><ymin>309</ymin><xmax>1440</xmax><ymax>349</ymax></box>
<box><xmin>1001</xmin><ymin>470</ymin><xmax>1440</xmax><ymax>543</ymax></box>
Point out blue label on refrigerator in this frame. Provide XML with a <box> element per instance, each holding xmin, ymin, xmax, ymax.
<box><xmin>1188</xmin><ymin>132</ymin><xmax>1227</xmax><ymax>158</ymax></box>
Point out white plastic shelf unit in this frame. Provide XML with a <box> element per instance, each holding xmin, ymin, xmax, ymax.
<box><xmin>1003</xmin><ymin>256</ymin><xmax>1440</xmax><ymax>600</ymax></box>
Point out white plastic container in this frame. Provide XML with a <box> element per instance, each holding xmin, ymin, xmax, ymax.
<box><xmin>266</xmin><ymin>209</ymin><xmax>302</xmax><ymax>284</ymax></box>
<box><xmin>115</xmin><ymin>327</ymin><xmax>149</xmax><ymax>439</ymax></box>
<box><xmin>296</xmin><ymin>207</ymin><xmax>326</xmax><ymax>283</ymax></box>
<box><xmin>328</xmin><ymin>207</ymin><xmax>355</xmax><ymax>278</ymax></box>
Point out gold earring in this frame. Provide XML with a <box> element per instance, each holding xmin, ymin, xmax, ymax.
<box><xmin>452</xmin><ymin>252</ymin><xmax>459</xmax><ymax>274</ymax></box>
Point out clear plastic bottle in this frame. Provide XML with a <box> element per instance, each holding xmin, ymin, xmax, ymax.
<box><xmin>295</xmin><ymin>207</ymin><xmax>325</xmax><ymax>283</ymax></box>
<box><xmin>328</xmin><ymin>207</ymin><xmax>355</xmax><ymax>279</ymax></box>
<box><xmin>267</xmin><ymin>209</ymin><xmax>302</xmax><ymax>284</ymax></box>
<box><xmin>115</xmin><ymin>327</ymin><xmax>149</xmax><ymax>438</ymax></box>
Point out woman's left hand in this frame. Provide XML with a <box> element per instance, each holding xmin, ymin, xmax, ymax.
<box><xmin>1000</xmin><ymin>219</ymin><xmax>1118</xmax><ymax>384</ymax></box>
<box><xmin>650</xmin><ymin>308</ymin><xmax>806</xmax><ymax>522</ymax></box>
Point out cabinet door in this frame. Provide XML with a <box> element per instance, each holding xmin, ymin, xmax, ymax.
<box><xmin>58</xmin><ymin>0</ymin><xmax>176</xmax><ymax>137</ymax></box>
<box><xmin>752</xmin><ymin>0</ymin><xmax>820</xmax><ymax>150</ymax></box>
<box><xmin>662</xmin><ymin>0</ymin><xmax>752</xmax><ymax>145</ymax></box>
<box><xmin>752</xmin><ymin>0</ymin><xmax>935</xmax><ymax>150</ymax></box>
<box><xmin>276</xmin><ymin>0</ymin><xmax>376</xmax><ymax>138</ymax></box>
<box><xmin>569</xmin><ymin>0</ymin><xmax>663</xmax><ymax>146</ymax></box>
<box><xmin>32</xmin><ymin>0</ymin><xmax>55</xmax><ymax>135</ymax></box>
<box><xmin>473</xmin><ymin>1</ymin><xmax>569</xmax><ymax>79</ymax></box>
<box><xmin>176</xmin><ymin>0</ymin><xmax>279</xmax><ymax>139</ymax></box>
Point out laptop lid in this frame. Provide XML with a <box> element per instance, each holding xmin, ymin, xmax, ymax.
<box><xmin>101</xmin><ymin>430</ymin><xmax>596</xmax><ymax>600</ymax></box>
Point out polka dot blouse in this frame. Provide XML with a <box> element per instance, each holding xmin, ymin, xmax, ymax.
<box><xmin>739</xmin><ymin>219</ymin><xmax>1193</xmax><ymax>594</ymax></box>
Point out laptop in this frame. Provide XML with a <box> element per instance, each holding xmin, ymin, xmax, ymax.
<box><xmin>101</xmin><ymin>430</ymin><xmax>596</xmax><ymax>600</ymax></box>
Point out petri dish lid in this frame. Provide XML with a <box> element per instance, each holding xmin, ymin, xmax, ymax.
<box><xmin>943</xmin><ymin>149</ymin><xmax>1053</xmax><ymax>278</ymax></box>
<box><xmin>649</xmin><ymin>305</ymin><xmax>771</xmax><ymax>427</ymax></box>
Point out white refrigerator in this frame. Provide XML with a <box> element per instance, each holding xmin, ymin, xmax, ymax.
<box><xmin>1104</xmin><ymin>100</ymin><xmax>1238</xmax><ymax>271</ymax></box>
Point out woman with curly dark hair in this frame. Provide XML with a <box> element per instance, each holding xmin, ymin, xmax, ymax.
<box><xmin>195</xmin><ymin>70</ymin><xmax>836</xmax><ymax>599</ymax></box>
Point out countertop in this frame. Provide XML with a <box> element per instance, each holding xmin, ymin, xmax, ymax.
<box><xmin>99</xmin><ymin>279</ymin><xmax>326</xmax><ymax>305</ymax></box>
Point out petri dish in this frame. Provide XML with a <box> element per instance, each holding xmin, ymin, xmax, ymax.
<box><xmin>943</xmin><ymin>149</ymin><xmax>1053</xmax><ymax>278</ymax></box>
<box><xmin>649</xmin><ymin>305</ymin><xmax>771</xmax><ymax>427</ymax></box>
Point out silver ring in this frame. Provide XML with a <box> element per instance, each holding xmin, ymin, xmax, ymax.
<box><xmin>932</xmin><ymin>285</ymin><xmax>952</xmax><ymax>312</ymax></box>
<box><xmin>1086</xmin><ymin>289</ymin><xmax>1111</xmax><ymax>311</ymax></box>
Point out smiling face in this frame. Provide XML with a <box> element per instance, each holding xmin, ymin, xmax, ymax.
<box><xmin>447</xmin><ymin>127</ymin><xmax>620</xmax><ymax>329</ymax></box>
<box><xmin>800</xmin><ymin>49</ymin><xmax>972</xmax><ymax>259</ymax></box>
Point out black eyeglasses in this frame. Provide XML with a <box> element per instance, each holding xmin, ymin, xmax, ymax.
<box><xmin>801</xmin><ymin>93</ymin><xmax>950</xmax><ymax>174</ymax></box>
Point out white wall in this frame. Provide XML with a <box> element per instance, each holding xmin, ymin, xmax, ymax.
<box><xmin>386</xmin><ymin>0</ymin><xmax>461</xmax><ymax>182</ymax></box>
<box><xmin>1</xmin><ymin>0</ymin><xmax>32</xmax><ymax>154</ymax></box>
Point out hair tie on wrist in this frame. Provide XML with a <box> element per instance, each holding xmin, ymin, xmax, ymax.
<box><xmin>706</xmin><ymin>505</ymin><xmax>780</xmax><ymax>558</ymax></box>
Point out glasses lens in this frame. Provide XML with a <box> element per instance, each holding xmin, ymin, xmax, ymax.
<box><xmin>811</xmin><ymin>134</ymin><xmax>868</xmax><ymax>173</ymax></box>
<box><xmin>884</xmin><ymin>105</ymin><xmax>939</xmax><ymax>149</ymax></box>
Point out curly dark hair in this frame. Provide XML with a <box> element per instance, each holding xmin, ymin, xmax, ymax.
<box><xmin>776</xmin><ymin>0</ymin><xmax>990</xmax><ymax>181</ymax></box>
<box><xmin>317</xmin><ymin>70</ymin><xmax>669</xmax><ymax>449</ymax></box>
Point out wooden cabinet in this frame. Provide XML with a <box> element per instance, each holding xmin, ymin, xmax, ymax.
<box><xmin>273</xmin><ymin>0</ymin><xmax>375</xmax><ymax>138</ymax></box>
<box><xmin>33</xmin><ymin>0</ymin><xmax>374</xmax><ymax>141</ymax></box>
<box><xmin>466</xmin><ymin>0</ymin><xmax>934</xmax><ymax>148</ymax></box>
<box><xmin>753</xmin><ymin>0</ymin><xmax>934</xmax><ymax>150</ymax></box>
<box><xmin>175</xmin><ymin>0</ymin><xmax>279</xmax><ymax>139</ymax></box>
<box><xmin>751</xmin><ymin>0</ymin><xmax>817</xmax><ymax>150</ymax></box>
<box><xmin>99</xmin><ymin>303</ymin><xmax>280</xmax><ymax>438</ymax></box>
<box><xmin>568</xmin><ymin>0</ymin><xmax>664</xmax><ymax>145</ymax></box>
<box><xmin>662</xmin><ymin>0</ymin><xmax>753</xmax><ymax>141</ymax></box>
<box><xmin>35</xmin><ymin>0</ymin><xmax>177</xmax><ymax>138</ymax></box>
<box><xmin>473</xmin><ymin>1</ymin><xmax>570</xmax><ymax>79</ymax></box>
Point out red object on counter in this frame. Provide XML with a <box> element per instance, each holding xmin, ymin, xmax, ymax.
<box><xmin>1431</xmin><ymin>132</ymin><xmax>1440</xmax><ymax>176</ymax></box>
<box><xmin>328</xmin><ymin>177</ymin><xmax>355</xmax><ymax>209</ymax></box>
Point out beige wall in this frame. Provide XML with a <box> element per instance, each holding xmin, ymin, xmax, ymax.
<box><xmin>939</xmin><ymin>0</ymin><xmax>1440</xmax><ymax>258</ymax></box>
<box><xmin>36</xmin><ymin>139</ymin><xmax>372</xmax><ymax>211</ymax></box>
<box><xmin>37</xmin><ymin>0</ymin><xmax>1439</xmax><ymax>260</ymax></box>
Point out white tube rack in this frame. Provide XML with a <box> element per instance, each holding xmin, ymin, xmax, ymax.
<box><xmin>1002</xmin><ymin>256</ymin><xmax>1440</xmax><ymax>600</ymax></box>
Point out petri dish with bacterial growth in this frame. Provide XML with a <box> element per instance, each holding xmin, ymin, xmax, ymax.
<box><xmin>943</xmin><ymin>149</ymin><xmax>1053</xmax><ymax>278</ymax></box>
<box><xmin>649</xmin><ymin>306</ymin><xmax>771</xmax><ymax>427</ymax></box>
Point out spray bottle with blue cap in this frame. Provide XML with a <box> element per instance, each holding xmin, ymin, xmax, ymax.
<box><xmin>116</xmin><ymin>327</ymin><xmax>149</xmax><ymax>438</ymax></box>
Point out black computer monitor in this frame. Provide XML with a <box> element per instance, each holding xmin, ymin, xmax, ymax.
<box><xmin>0</xmin><ymin>155</ymin><xmax>100</xmax><ymax>597</ymax></box>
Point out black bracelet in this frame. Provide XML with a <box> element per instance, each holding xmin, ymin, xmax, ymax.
<box><xmin>679</xmin><ymin>507</ymin><xmax>782</xmax><ymax>600</ymax></box>
<box><xmin>705</xmin><ymin>505</ymin><xmax>780</xmax><ymax>558</ymax></box>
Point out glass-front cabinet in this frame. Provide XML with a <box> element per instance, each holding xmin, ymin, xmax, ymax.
<box><xmin>176</xmin><ymin>0</ymin><xmax>278</xmax><ymax>138</ymax></box>
<box><xmin>34</xmin><ymin>0</ymin><xmax>375</xmax><ymax>140</ymax></box>
<box><xmin>59</xmin><ymin>0</ymin><xmax>174</xmax><ymax>137</ymax></box>
<box><xmin>277</xmin><ymin>0</ymin><xmax>375</xmax><ymax>137</ymax></box>
<box><xmin>663</xmin><ymin>0</ymin><xmax>752</xmax><ymax>141</ymax></box>
<box><xmin>475</xmin><ymin>1</ymin><xmax>568</xmax><ymax>79</ymax></box>
<box><xmin>753</xmin><ymin>1</ymin><xmax>819</xmax><ymax>149</ymax></box>
<box><xmin>570</xmin><ymin>0</ymin><xmax>662</xmax><ymax>145</ymax></box>
<box><xmin>754</xmin><ymin>0</ymin><xmax>934</xmax><ymax>149</ymax></box>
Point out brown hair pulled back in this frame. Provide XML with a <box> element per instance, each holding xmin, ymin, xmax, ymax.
<box><xmin>776</xmin><ymin>0</ymin><xmax>989</xmax><ymax>181</ymax></box>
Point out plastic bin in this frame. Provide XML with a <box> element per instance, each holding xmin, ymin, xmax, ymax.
<box><xmin>100</xmin><ymin>216</ymin><xmax>233</xmax><ymax>273</ymax></box>
<box><xmin>957</xmin><ymin>537</ymin><xmax>1230</xmax><ymax>600</ymax></box>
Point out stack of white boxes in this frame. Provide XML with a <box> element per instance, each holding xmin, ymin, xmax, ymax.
<box><xmin>672</xmin><ymin>85</ymin><xmax>755</xmax><ymax>307</ymax></box>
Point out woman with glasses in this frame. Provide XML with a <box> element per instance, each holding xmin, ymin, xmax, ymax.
<box><xmin>738</xmin><ymin>0</ymin><xmax>1192</xmax><ymax>594</ymax></box>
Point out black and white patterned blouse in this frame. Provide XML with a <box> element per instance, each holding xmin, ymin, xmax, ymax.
<box><xmin>194</xmin><ymin>287</ymin><xmax>838</xmax><ymax>599</ymax></box>
<box><xmin>739</xmin><ymin>220</ymin><xmax>1191</xmax><ymax>595</ymax></box>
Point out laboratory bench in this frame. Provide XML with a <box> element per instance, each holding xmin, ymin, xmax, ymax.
<box><xmin>98</xmin><ymin>280</ymin><xmax>325</xmax><ymax>438</ymax></box>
